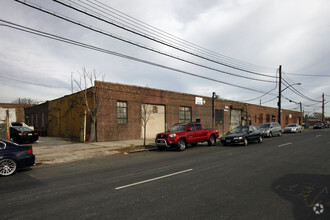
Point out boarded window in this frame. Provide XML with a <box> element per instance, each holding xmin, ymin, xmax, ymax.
<box><xmin>215</xmin><ymin>109</ymin><xmax>224</xmax><ymax>123</ymax></box>
<box><xmin>179</xmin><ymin>106</ymin><xmax>192</xmax><ymax>123</ymax></box>
<box><xmin>117</xmin><ymin>101</ymin><xmax>128</xmax><ymax>124</ymax></box>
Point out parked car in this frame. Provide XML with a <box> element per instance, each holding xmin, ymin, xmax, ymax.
<box><xmin>0</xmin><ymin>139</ymin><xmax>35</xmax><ymax>176</ymax></box>
<box><xmin>284</xmin><ymin>124</ymin><xmax>302</xmax><ymax>133</ymax></box>
<box><xmin>155</xmin><ymin>122</ymin><xmax>219</xmax><ymax>151</ymax></box>
<box><xmin>10</xmin><ymin>126</ymin><xmax>39</xmax><ymax>144</ymax></box>
<box><xmin>10</xmin><ymin>122</ymin><xmax>34</xmax><ymax>130</ymax></box>
<box><xmin>322</xmin><ymin>121</ymin><xmax>329</xmax><ymax>128</ymax></box>
<box><xmin>257</xmin><ymin>122</ymin><xmax>282</xmax><ymax>137</ymax></box>
<box><xmin>220</xmin><ymin>125</ymin><xmax>263</xmax><ymax>146</ymax></box>
<box><xmin>313</xmin><ymin>122</ymin><xmax>324</xmax><ymax>129</ymax></box>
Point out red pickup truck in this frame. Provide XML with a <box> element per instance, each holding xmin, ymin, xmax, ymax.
<box><xmin>155</xmin><ymin>122</ymin><xmax>219</xmax><ymax>151</ymax></box>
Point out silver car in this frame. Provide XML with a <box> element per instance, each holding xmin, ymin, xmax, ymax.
<box><xmin>257</xmin><ymin>122</ymin><xmax>282</xmax><ymax>137</ymax></box>
<box><xmin>284</xmin><ymin>124</ymin><xmax>302</xmax><ymax>133</ymax></box>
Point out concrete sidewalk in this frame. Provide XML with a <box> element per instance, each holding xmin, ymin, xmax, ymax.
<box><xmin>33</xmin><ymin>137</ymin><xmax>157</xmax><ymax>165</ymax></box>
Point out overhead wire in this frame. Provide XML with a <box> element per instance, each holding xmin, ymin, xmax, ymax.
<box><xmin>13</xmin><ymin>0</ymin><xmax>276</xmax><ymax>83</ymax></box>
<box><xmin>79</xmin><ymin>0</ymin><xmax>276</xmax><ymax>73</ymax></box>
<box><xmin>282</xmin><ymin>77</ymin><xmax>322</xmax><ymax>103</ymax></box>
<box><xmin>0</xmin><ymin>19</ymin><xmax>271</xmax><ymax>94</ymax></box>
<box><xmin>49</xmin><ymin>0</ymin><xmax>277</xmax><ymax>78</ymax></box>
<box><xmin>0</xmin><ymin>75</ymin><xmax>69</xmax><ymax>89</ymax></box>
<box><xmin>242</xmin><ymin>68</ymin><xmax>279</xmax><ymax>102</ymax></box>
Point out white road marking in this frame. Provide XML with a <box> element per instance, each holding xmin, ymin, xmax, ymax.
<box><xmin>115</xmin><ymin>169</ymin><xmax>193</xmax><ymax>190</ymax></box>
<box><xmin>316</xmin><ymin>135</ymin><xmax>322</xmax><ymax>137</ymax></box>
<box><xmin>278</xmin><ymin>142</ymin><xmax>292</xmax><ymax>147</ymax></box>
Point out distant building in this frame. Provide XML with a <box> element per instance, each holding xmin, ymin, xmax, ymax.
<box><xmin>25</xmin><ymin>81</ymin><xmax>303</xmax><ymax>142</ymax></box>
<box><xmin>0</xmin><ymin>103</ymin><xmax>32</xmax><ymax>139</ymax></box>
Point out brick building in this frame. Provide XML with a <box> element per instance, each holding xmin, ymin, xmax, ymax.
<box><xmin>25</xmin><ymin>81</ymin><xmax>303</xmax><ymax>142</ymax></box>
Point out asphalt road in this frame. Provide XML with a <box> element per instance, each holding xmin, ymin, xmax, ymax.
<box><xmin>1</xmin><ymin>129</ymin><xmax>330</xmax><ymax>219</ymax></box>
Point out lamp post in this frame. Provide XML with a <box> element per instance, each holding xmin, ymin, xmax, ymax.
<box><xmin>278</xmin><ymin>81</ymin><xmax>301</xmax><ymax>126</ymax></box>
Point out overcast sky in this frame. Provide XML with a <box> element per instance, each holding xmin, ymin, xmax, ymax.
<box><xmin>0</xmin><ymin>0</ymin><xmax>329</xmax><ymax>116</ymax></box>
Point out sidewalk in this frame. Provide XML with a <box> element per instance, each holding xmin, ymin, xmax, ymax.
<box><xmin>33</xmin><ymin>137</ymin><xmax>157</xmax><ymax>165</ymax></box>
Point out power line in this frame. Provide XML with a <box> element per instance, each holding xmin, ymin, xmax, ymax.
<box><xmin>48</xmin><ymin>0</ymin><xmax>277</xmax><ymax>78</ymax></box>
<box><xmin>0</xmin><ymin>75</ymin><xmax>69</xmax><ymax>89</ymax></box>
<box><xmin>76</xmin><ymin>0</ymin><xmax>276</xmax><ymax>73</ymax></box>
<box><xmin>282</xmin><ymin>77</ymin><xmax>322</xmax><ymax>103</ymax></box>
<box><xmin>0</xmin><ymin>19</ymin><xmax>270</xmax><ymax>95</ymax></box>
<box><xmin>13</xmin><ymin>0</ymin><xmax>276</xmax><ymax>83</ymax></box>
<box><xmin>284</xmin><ymin>72</ymin><xmax>330</xmax><ymax>77</ymax></box>
<box><xmin>242</xmin><ymin>68</ymin><xmax>279</xmax><ymax>102</ymax></box>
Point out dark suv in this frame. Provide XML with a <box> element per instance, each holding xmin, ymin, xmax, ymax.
<box><xmin>257</xmin><ymin>122</ymin><xmax>282</xmax><ymax>137</ymax></box>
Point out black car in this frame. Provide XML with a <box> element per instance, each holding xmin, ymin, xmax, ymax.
<box><xmin>0</xmin><ymin>139</ymin><xmax>35</xmax><ymax>176</ymax></box>
<box><xmin>313</xmin><ymin>123</ymin><xmax>324</xmax><ymax>129</ymax></box>
<box><xmin>10</xmin><ymin>126</ymin><xmax>39</xmax><ymax>144</ymax></box>
<box><xmin>220</xmin><ymin>125</ymin><xmax>263</xmax><ymax>146</ymax></box>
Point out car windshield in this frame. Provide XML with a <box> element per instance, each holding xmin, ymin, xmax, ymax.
<box><xmin>230</xmin><ymin>126</ymin><xmax>249</xmax><ymax>134</ymax></box>
<box><xmin>287</xmin><ymin>124</ymin><xmax>296</xmax><ymax>127</ymax></box>
<box><xmin>169</xmin><ymin>124</ymin><xmax>187</xmax><ymax>132</ymax></box>
<box><xmin>258</xmin><ymin>124</ymin><xmax>270</xmax><ymax>128</ymax></box>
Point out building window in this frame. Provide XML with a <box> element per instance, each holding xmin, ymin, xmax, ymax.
<box><xmin>117</xmin><ymin>101</ymin><xmax>128</xmax><ymax>124</ymax></box>
<box><xmin>179</xmin><ymin>106</ymin><xmax>192</xmax><ymax>123</ymax></box>
<box><xmin>266</xmin><ymin>114</ymin><xmax>270</xmax><ymax>123</ymax></box>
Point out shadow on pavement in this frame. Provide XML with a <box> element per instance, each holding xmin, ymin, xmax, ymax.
<box><xmin>272</xmin><ymin>173</ymin><xmax>330</xmax><ymax>219</ymax></box>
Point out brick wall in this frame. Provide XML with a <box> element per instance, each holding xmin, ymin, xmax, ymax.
<box><xmin>95</xmin><ymin>81</ymin><xmax>303</xmax><ymax>141</ymax></box>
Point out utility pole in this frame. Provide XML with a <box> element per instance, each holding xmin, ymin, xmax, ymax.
<box><xmin>300</xmin><ymin>102</ymin><xmax>303</xmax><ymax>126</ymax></box>
<box><xmin>278</xmin><ymin>65</ymin><xmax>282</xmax><ymax>126</ymax></box>
<box><xmin>6</xmin><ymin>110</ymin><xmax>10</xmax><ymax>140</ymax></box>
<box><xmin>322</xmin><ymin>93</ymin><xmax>325</xmax><ymax>121</ymax></box>
<box><xmin>212</xmin><ymin>92</ymin><xmax>215</xmax><ymax>128</ymax></box>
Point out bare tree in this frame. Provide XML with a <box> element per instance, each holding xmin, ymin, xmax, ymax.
<box><xmin>12</xmin><ymin>98</ymin><xmax>39</xmax><ymax>105</ymax></box>
<box><xmin>74</xmin><ymin>68</ymin><xmax>106</xmax><ymax>142</ymax></box>
<box><xmin>141</xmin><ymin>86</ymin><xmax>154</xmax><ymax>147</ymax></box>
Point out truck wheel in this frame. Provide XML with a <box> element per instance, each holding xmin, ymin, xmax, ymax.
<box><xmin>177</xmin><ymin>139</ymin><xmax>186</xmax><ymax>151</ymax></box>
<box><xmin>208</xmin><ymin>135</ymin><xmax>216</xmax><ymax>146</ymax></box>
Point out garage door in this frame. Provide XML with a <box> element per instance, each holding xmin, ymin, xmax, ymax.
<box><xmin>141</xmin><ymin>104</ymin><xmax>165</xmax><ymax>139</ymax></box>
<box><xmin>231</xmin><ymin>109</ymin><xmax>241</xmax><ymax>129</ymax></box>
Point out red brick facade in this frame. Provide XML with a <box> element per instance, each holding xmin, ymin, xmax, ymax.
<box><xmin>95</xmin><ymin>81</ymin><xmax>303</xmax><ymax>141</ymax></box>
<box><xmin>23</xmin><ymin>81</ymin><xmax>303</xmax><ymax>142</ymax></box>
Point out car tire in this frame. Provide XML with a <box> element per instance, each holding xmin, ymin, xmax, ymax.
<box><xmin>258</xmin><ymin>136</ymin><xmax>263</xmax><ymax>143</ymax></box>
<box><xmin>278</xmin><ymin>131</ymin><xmax>282</xmax><ymax>137</ymax></box>
<box><xmin>208</xmin><ymin>135</ymin><xmax>216</xmax><ymax>146</ymax></box>
<box><xmin>0</xmin><ymin>158</ymin><xmax>17</xmax><ymax>176</ymax></box>
<box><xmin>177</xmin><ymin>139</ymin><xmax>186</xmax><ymax>151</ymax></box>
<box><xmin>243</xmin><ymin>138</ymin><xmax>248</xmax><ymax>146</ymax></box>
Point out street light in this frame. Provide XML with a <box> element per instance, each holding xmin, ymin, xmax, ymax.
<box><xmin>278</xmin><ymin>82</ymin><xmax>301</xmax><ymax>125</ymax></box>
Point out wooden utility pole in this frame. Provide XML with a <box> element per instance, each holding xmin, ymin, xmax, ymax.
<box><xmin>6</xmin><ymin>110</ymin><xmax>10</xmax><ymax>140</ymax></box>
<box><xmin>322</xmin><ymin>93</ymin><xmax>325</xmax><ymax>121</ymax></box>
<box><xmin>278</xmin><ymin>65</ymin><xmax>282</xmax><ymax>126</ymax></box>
